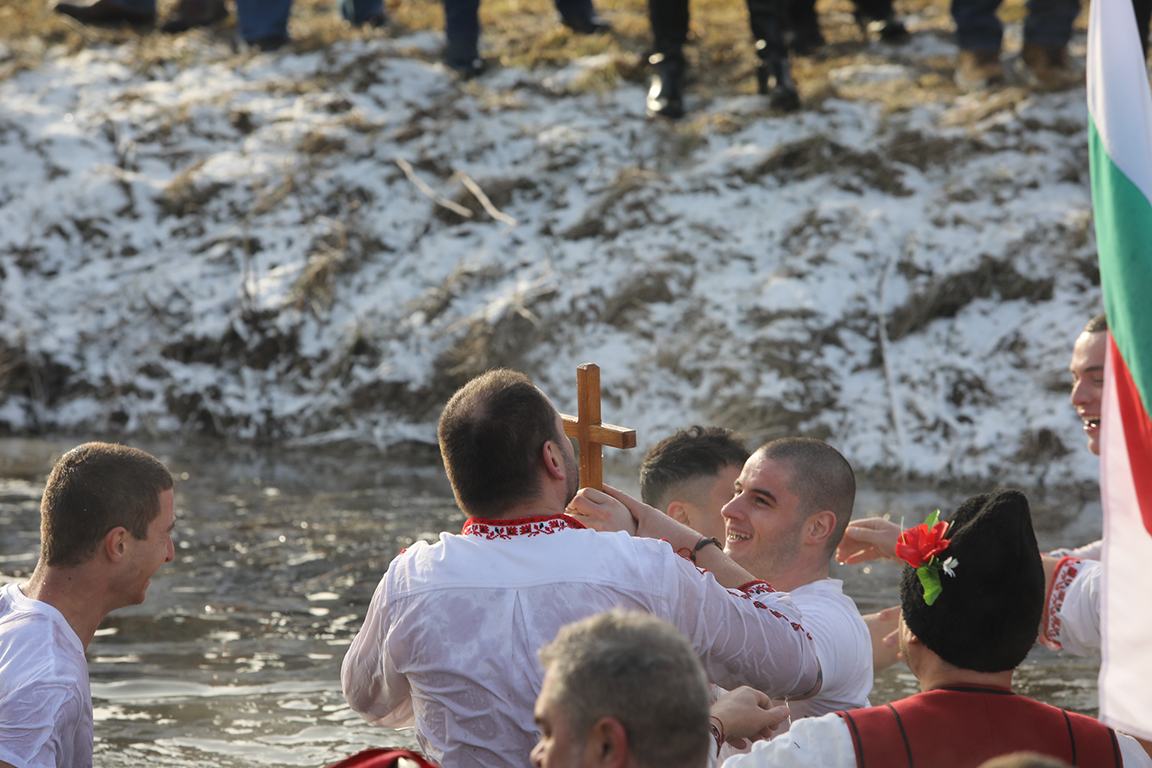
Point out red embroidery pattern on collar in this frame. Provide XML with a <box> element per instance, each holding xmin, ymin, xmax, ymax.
<box><xmin>462</xmin><ymin>514</ymin><xmax>586</xmax><ymax>540</ymax></box>
<box><xmin>1041</xmin><ymin>556</ymin><xmax>1082</xmax><ymax>651</ymax></box>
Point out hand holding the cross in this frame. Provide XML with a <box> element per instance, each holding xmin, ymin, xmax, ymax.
<box><xmin>566</xmin><ymin>487</ymin><xmax>638</xmax><ymax>535</ymax></box>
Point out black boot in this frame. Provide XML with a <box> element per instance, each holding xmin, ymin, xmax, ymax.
<box><xmin>855</xmin><ymin>10</ymin><xmax>909</xmax><ymax>42</ymax></box>
<box><xmin>646</xmin><ymin>52</ymin><xmax>685</xmax><ymax>119</ymax></box>
<box><xmin>755</xmin><ymin>45</ymin><xmax>800</xmax><ymax>111</ymax></box>
<box><xmin>561</xmin><ymin>11</ymin><xmax>611</xmax><ymax>33</ymax></box>
<box><xmin>446</xmin><ymin>37</ymin><xmax>486</xmax><ymax>78</ymax></box>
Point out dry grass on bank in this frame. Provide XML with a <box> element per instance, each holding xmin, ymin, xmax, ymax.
<box><xmin>0</xmin><ymin>0</ymin><xmax>1065</xmax><ymax>108</ymax></box>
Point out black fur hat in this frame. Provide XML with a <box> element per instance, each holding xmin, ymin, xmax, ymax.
<box><xmin>899</xmin><ymin>489</ymin><xmax>1044</xmax><ymax>672</ymax></box>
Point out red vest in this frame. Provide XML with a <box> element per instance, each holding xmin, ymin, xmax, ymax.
<box><xmin>837</xmin><ymin>685</ymin><xmax>1122</xmax><ymax>768</ymax></box>
<box><xmin>326</xmin><ymin>749</ymin><xmax>441</xmax><ymax>768</ymax></box>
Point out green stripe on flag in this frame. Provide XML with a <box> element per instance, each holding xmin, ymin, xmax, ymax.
<box><xmin>1089</xmin><ymin>116</ymin><xmax>1152</xmax><ymax>418</ymax></box>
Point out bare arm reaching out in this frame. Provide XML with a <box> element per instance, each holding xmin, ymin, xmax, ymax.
<box><xmin>835</xmin><ymin>517</ymin><xmax>903</xmax><ymax>566</ymax></box>
<box><xmin>568</xmin><ymin>484</ymin><xmax>760</xmax><ymax>590</ymax></box>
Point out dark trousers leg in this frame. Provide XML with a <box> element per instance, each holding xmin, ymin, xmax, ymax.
<box><xmin>853</xmin><ymin>0</ymin><xmax>892</xmax><ymax>21</ymax></box>
<box><xmin>443</xmin><ymin>0</ymin><xmax>481</xmax><ymax>60</ymax></box>
<box><xmin>788</xmin><ymin>0</ymin><xmax>818</xmax><ymax>38</ymax></box>
<box><xmin>649</xmin><ymin>0</ymin><xmax>690</xmax><ymax>56</ymax></box>
<box><xmin>555</xmin><ymin>0</ymin><xmax>594</xmax><ymax>23</ymax></box>
<box><xmin>1021</xmin><ymin>0</ymin><xmax>1078</xmax><ymax>48</ymax></box>
<box><xmin>747</xmin><ymin>0</ymin><xmax>790</xmax><ymax>57</ymax></box>
<box><xmin>951</xmin><ymin>0</ymin><xmax>1003</xmax><ymax>50</ymax></box>
<box><xmin>235</xmin><ymin>0</ymin><xmax>292</xmax><ymax>41</ymax></box>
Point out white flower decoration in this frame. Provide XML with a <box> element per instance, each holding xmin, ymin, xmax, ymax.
<box><xmin>941</xmin><ymin>557</ymin><xmax>958</xmax><ymax>578</ymax></box>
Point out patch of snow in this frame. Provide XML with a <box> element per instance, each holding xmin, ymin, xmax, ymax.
<box><xmin>0</xmin><ymin>36</ymin><xmax>1103</xmax><ymax>486</ymax></box>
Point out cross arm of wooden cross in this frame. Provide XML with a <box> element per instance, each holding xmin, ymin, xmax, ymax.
<box><xmin>560</xmin><ymin>363</ymin><xmax>637</xmax><ymax>491</ymax></box>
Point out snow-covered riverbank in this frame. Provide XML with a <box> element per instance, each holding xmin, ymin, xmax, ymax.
<box><xmin>0</xmin><ymin>31</ymin><xmax>1102</xmax><ymax>484</ymax></box>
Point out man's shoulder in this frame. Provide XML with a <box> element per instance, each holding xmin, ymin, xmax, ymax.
<box><xmin>0</xmin><ymin>590</ymin><xmax>87</xmax><ymax>681</ymax></box>
<box><xmin>790</xmin><ymin>580</ymin><xmax>866</xmax><ymax>626</ymax></box>
<box><xmin>380</xmin><ymin>522</ymin><xmax>672</xmax><ymax>594</ymax></box>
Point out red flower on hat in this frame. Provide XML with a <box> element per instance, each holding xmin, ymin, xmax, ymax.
<box><xmin>895</xmin><ymin>521</ymin><xmax>951</xmax><ymax>568</ymax></box>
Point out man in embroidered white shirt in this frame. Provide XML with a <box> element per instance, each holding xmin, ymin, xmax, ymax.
<box><xmin>340</xmin><ymin>369</ymin><xmax>820</xmax><ymax>768</ymax></box>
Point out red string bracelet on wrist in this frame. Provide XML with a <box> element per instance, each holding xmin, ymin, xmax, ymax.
<box><xmin>709</xmin><ymin>715</ymin><xmax>726</xmax><ymax>755</ymax></box>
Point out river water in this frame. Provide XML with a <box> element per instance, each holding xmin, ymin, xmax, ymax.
<box><xmin>0</xmin><ymin>436</ymin><xmax>1104</xmax><ymax>767</ymax></box>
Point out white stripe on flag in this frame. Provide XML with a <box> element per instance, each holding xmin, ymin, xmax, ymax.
<box><xmin>1099</xmin><ymin>343</ymin><xmax>1152</xmax><ymax>740</ymax></box>
<box><xmin>1088</xmin><ymin>0</ymin><xmax>1152</xmax><ymax>206</ymax></box>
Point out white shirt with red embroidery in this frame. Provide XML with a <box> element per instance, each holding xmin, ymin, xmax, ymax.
<box><xmin>1040</xmin><ymin>556</ymin><xmax>1101</xmax><ymax>656</ymax></box>
<box><xmin>341</xmin><ymin>514</ymin><xmax>818</xmax><ymax>768</ymax></box>
<box><xmin>717</xmin><ymin>578</ymin><xmax>872</xmax><ymax>761</ymax></box>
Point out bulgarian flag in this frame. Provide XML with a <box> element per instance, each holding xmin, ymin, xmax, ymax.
<box><xmin>1088</xmin><ymin>0</ymin><xmax>1152</xmax><ymax>741</ymax></box>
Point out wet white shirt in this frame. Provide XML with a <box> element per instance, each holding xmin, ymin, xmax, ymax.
<box><xmin>782</xmin><ymin>579</ymin><xmax>872</xmax><ymax>723</ymax></box>
<box><xmin>717</xmin><ymin>578</ymin><xmax>872</xmax><ymax>760</ymax></box>
<box><xmin>341</xmin><ymin>514</ymin><xmax>818</xmax><ymax>768</ymax></box>
<box><xmin>1041</xmin><ymin>557</ymin><xmax>1101</xmax><ymax>656</ymax></box>
<box><xmin>0</xmin><ymin>582</ymin><xmax>93</xmax><ymax>768</ymax></box>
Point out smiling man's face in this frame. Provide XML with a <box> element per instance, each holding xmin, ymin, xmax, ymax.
<box><xmin>1069</xmin><ymin>330</ymin><xmax>1107</xmax><ymax>456</ymax></box>
<box><xmin>720</xmin><ymin>453</ymin><xmax>807</xmax><ymax>583</ymax></box>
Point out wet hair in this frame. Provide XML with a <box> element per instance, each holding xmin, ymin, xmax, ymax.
<box><xmin>756</xmin><ymin>437</ymin><xmax>856</xmax><ymax>555</ymax></box>
<box><xmin>1084</xmin><ymin>313</ymin><xmax>1108</xmax><ymax>333</ymax></box>
<box><xmin>40</xmin><ymin>442</ymin><xmax>173</xmax><ymax>567</ymax></box>
<box><xmin>538</xmin><ymin>609</ymin><xmax>711</xmax><ymax>768</ymax></box>
<box><xmin>639</xmin><ymin>426</ymin><xmax>749</xmax><ymax>510</ymax></box>
<box><xmin>438</xmin><ymin>369</ymin><xmax>562</xmax><ymax>518</ymax></box>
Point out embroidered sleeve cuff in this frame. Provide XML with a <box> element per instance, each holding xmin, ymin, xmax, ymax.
<box><xmin>1041</xmin><ymin>556</ymin><xmax>1081</xmax><ymax>651</ymax></box>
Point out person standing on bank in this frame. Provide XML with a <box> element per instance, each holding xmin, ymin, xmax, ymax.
<box><xmin>646</xmin><ymin>0</ymin><xmax>798</xmax><ymax>119</ymax></box>
<box><xmin>443</xmin><ymin>0</ymin><xmax>610</xmax><ymax>77</ymax></box>
<box><xmin>0</xmin><ymin>442</ymin><xmax>177</xmax><ymax>768</ymax></box>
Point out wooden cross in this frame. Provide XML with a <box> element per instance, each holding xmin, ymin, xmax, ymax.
<box><xmin>560</xmin><ymin>363</ymin><xmax>637</xmax><ymax>491</ymax></box>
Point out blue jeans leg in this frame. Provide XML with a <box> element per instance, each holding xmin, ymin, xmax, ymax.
<box><xmin>341</xmin><ymin>0</ymin><xmax>384</xmax><ymax>24</ymax></box>
<box><xmin>951</xmin><ymin>0</ymin><xmax>1004</xmax><ymax>50</ymax></box>
<box><xmin>1022</xmin><ymin>0</ymin><xmax>1080</xmax><ymax>48</ymax></box>
<box><xmin>443</xmin><ymin>0</ymin><xmax>481</xmax><ymax>61</ymax></box>
<box><xmin>235</xmin><ymin>0</ymin><xmax>293</xmax><ymax>42</ymax></box>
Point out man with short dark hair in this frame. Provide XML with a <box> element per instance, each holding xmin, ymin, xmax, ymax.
<box><xmin>719</xmin><ymin>437</ymin><xmax>871</xmax><ymax>727</ymax></box>
<box><xmin>342</xmin><ymin>369</ymin><xmax>819</xmax><ymax>768</ymax></box>
<box><xmin>728</xmin><ymin>490</ymin><xmax>1151</xmax><ymax>767</ymax></box>
<box><xmin>0</xmin><ymin>442</ymin><xmax>176</xmax><ymax>768</ymax></box>
<box><xmin>640</xmin><ymin>426</ymin><xmax>749</xmax><ymax>543</ymax></box>
<box><xmin>1034</xmin><ymin>313</ymin><xmax>1108</xmax><ymax>655</ymax></box>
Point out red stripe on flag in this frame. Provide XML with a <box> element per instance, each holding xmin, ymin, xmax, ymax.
<box><xmin>1110</xmin><ymin>335</ymin><xmax>1152</xmax><ymax>536</ymax></box>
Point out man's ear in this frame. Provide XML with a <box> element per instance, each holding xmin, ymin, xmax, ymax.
<box><xmin>584</xmin><ymin>716</ymin><xmax>629</xmax><ymax>768</ymax></box>
<box><xmin>666</xmin><ymin>500</ymin><xmax>692</xmax><ymax>527</ymax></box>
<box><xmin>542</xmin><ymin>440</ymin><xmax>568</xmax><ymax>481</ymax></box>
<box><xmin>807</xmin><ymin>510</ymin><xmax>837</xmax><ymax>548</ymax></box>
<box><xmin>104</xmin><ymin>526</ymin><xmax>130</xmax><ymax>562</ymax></box>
